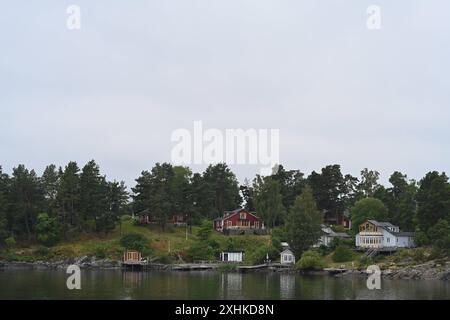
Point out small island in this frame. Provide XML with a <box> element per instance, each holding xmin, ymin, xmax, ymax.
<box><xmin>1</xmin><ymin>162</ymin><xmax>449</xmax><ymax>284</ymax></box>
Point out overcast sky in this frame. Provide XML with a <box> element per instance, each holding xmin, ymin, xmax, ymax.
<box><xmin>1</xmin><ymin>1</ymin><xmax>450</xmax><ymax>188</ymax></box>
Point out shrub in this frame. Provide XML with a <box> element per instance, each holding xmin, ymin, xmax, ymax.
<box><xmin>120</xmin><ymin>233</ymin><xmax>148</xmax><ymax>251</ymax></box>
<box><xmin>332</xmin><ymin>246</ymin><xmax>353</xmax><ymax>262</ymax></box>
<box><xmin>36</xmin><ymin>213</ymin><xmax>60</xmax><ymax>247</ymax></box>
<box><xmin>392</xmin><ymin>249</ymin><xmax>408</xmax><ymax>263</ymax></box>
<box><xmin>414</xmin><ymin>229</ymin><xmax>429</xmax><ymax>246</ymax></box>
<box><xmin>5</xmin><ymin>236</ymin><xmax>16</xmax><ymax>248</ymax></box>
<box><xmin>246</xmin><ymin>245</ymin><xmax>278</xmax><ymax>265</ymax></box>
<box><xmin>197</xmin><ymin>220</ymin><xmax>212</xmax><ymax>241</ymax></box>
<box><xmin>34</xmin><ymin>246</ymin><xmax>53</xmax><ymax>257</ymax></box>
<box><xmin>121</xmin><ymin>215</ymin><xmax>132</xmax><ymax>221</ymax></box>
<box><xmin>296</xmin><ymin>250</ymin><xmax>325</xmax><ymax>270</ymax></box>
<box><xmin>411</xmin><ymin>247</ymin><xmax>427</xmax><ymax>263</ymax></box>
<box><xmin>358</xmin><ymin>255</ymin><xmax>374</xmax><ymax>269</ymax></box>
<box><xmin>428</xmin><ymin>219</ymin><xmax>450</xmax><ymax>250</ymax></box>
<box><xmin>93</xmin><ymin>244</ymin><xmax>108</xmax><ymax>259</ymax></box>
<box><xmin>317</xmin><ymin>245</ymin><xmax>331</xmax><ymax>256</ymax></box>
<box><xmin>187</xmin><ymin>241</ymin><xmax>215</xmax><ymax>261</ymax></box>
<box><xmin>154</xmin><ymin>252</ymin><xmax>172</xmax><ymax>264</ymax></box>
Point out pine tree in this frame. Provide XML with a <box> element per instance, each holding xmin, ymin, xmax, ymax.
<box><xmin>285</xmin><ymin>185</ymin><xmax>323</xmax><ymax>257</ymax></box>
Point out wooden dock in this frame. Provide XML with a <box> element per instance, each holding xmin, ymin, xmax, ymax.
<box><xmin>171</xmin><ymin>263</ymin><xmax>219</xmax><ymax>271</ymax></box>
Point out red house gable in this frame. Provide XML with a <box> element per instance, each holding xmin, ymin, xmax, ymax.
<box><xmin>214</xmin><ymin>208</ymin><xmax>264</xmax><ymax>232</ymax></box>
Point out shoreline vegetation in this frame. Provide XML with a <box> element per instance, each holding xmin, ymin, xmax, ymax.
<box><xmin>1</xmin><ymin>219</ymin><xmax>448</xmax><ymax>281</ymax></box>
<box><xmin>1</xmin><ymin>161</ymin><xmax>449</xmax><ymax>283</ymax></box>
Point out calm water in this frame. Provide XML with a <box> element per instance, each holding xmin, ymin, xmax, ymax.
<box><xmin>0</xmin><ymin>269</ymin><xmax>448</xmax><ymax>300</ymax></box>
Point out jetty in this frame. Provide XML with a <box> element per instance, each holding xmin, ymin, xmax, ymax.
<box><xmin>171</xmin><ymin>263</ymin><xmax>219</xmax><ymax>271</ymax></box>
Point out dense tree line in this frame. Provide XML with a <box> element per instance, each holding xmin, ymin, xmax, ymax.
<box><xmin>0</xmin><ymin>161</ymin><xmax>128</xmax><ymax>245</ymax></box>
<box><xmin>1</xmin><ymin>161</ymin><xmax>449</xmax><ymax>251</ymax></box>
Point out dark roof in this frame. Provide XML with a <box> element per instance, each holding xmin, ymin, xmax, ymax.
<box><xmin>393</xmin><ymin>232</ymin><xmax>415</xmax><ymax>237</ymax></box>
<box><xmin>225</xmin><ymin>208</ymin><xmax>245</xmax><ymax>215</ymax></box>
<box><xmin>367</xmin><ymin>220</ymin><xmax>397</xmax><ymax>228</ymax></box>
<box><xmin>136</xmin><ymin>209</ymin><xmax>152</xmax><ymax>215</ymax></box>
<box><xmin>221</xmin><ymin>208</ymin><xmax>260</xmax><ymax>220</ymax></box>
<box><xmin>333</xmin><ymin>232</ymin><xmax>350</xmax><ymax>238</ymax></box>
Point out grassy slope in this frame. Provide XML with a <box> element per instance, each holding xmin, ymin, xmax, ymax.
<box><xmin>0</xmin><ymin>220</ymin><xmax>270</xmax><ymax>263</ymax></box>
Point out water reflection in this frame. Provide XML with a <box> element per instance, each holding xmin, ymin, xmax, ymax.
<box><xmin>220</xmin><ymin>273</ymin><xmax>243</xmax><ymax>299</ymax></box>
<box><xmin>280</xmin><ymin>274</ymin><xmax>295</xmax><ymax>299</ymax></box>
<box><xmin>0</xmin><ymin>269</ymin><xmax>448</xmax><ymax>300</ymax></box>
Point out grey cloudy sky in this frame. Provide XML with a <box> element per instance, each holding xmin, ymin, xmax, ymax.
<box><xmin>1</xmin><ymin>0</ymin><xmax>450</xmax><ymax>188</ymax></box>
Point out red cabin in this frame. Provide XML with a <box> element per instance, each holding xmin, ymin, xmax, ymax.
<box><xmin>214</xmin><ymin>208</ymin><xmax>265</xmax><ymax>233</ymax></box>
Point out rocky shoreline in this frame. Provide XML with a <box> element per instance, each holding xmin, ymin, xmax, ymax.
<box><xmin>1</xmin><ymin>258</ymin><xmax>449</xmax><ymax>281</ymax></box>
<box><xmin>335</xmin><ymin>260</ymin><xmax>450</xmax><ymax>281</ymax></box>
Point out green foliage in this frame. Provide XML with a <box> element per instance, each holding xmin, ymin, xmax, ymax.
<box><xmin>253</xmin><ymin>176</ymin><xmax>286</xmax><ymax>228</ymax></box>
<box><xmin>351</xmin><ymin>197</ymin><xmax>389</xmax><ymax>233</ymax></box>
<box><xmin>36</xmin><ymin>213</ymin><xmax>60</xmax><ymax>247</ymax></box>
<box><xmin>383</xmin><ymin>172</ymin><xmax>417</xmax><ymax>230</ymax></box>
<box><xmin>329</xmin><ymin>237</ymin><xmax>354</xmax><ymax>250</ymax></box>
<box><xmin>121</xmin><ymin>215</ymin><xmax>133</xmax><ymax>222</ymax></box>
<box><xmin>120</xmin><ymin>233</ymin><xmax>148</xmax><ymax>251</ymax></box>
<box><xmin>285</xmin><ymin>185</ymin><xmax>323</xmax><ymax>257</ymax></box>
<box><xmin>197</xmin><ymin>220</ymin><xmax>213</xmax><ymax>241</ymax></box>
<box><xmin>316</xmin><ymin>245</ymin><xmax>331</xmax><ymax>256</ymax></box>
<box><xmin>246</xmin><ymin>244</ymin><xmax>278</xmax><ymax>265</ymax></box>
<box><xmin>202</xmin><ymin>163</ymin><xmax>242</xmax><ymax>218</ymax></box>
<box><xmin>358</xmin><ymin>255</ymin><xmax>374</xmax><ymax>269</ymax></box>
<box><xmin>331</xmin><ymin>225</ymin><xmax>347</xmax><ymax>233</ymax></box>
<box><xmin>416</xmin><ymin>171</ymin><xmax>450</xmax><ymax>233</ymax></box>
<box><xmin>93</xmin><ymin>244</ymin><xmax>108</xmax><ymax>259</ymax></box>
<box><xmin>271</xmin><ymin>226</ymin><xmax>287</xmax><ymax>251</ymax></box>
<box><xmin>307</xmin><ymin>165</ymin><xmax>351</xmax><ymax>217</ymax></box>
<box><xmin>34</xmin><ymin>245</ymin><xmax>54</xmax><ymax>258</ymax></box>
<box><xmin>411</xmin><ymin>247</ymin><xmax>427</xmax><ymax>263</ymax></box>
<box><xmin>154</xmin><ymin>252</ymin><xmax>172</xmax><ymax>264</ymax></box>
<box><xmin>414</xmin><ymin>229</ymin><xmax>430</xmax><ymax>246</ymax></box>
<box><xmin>428</xmin><ymin>219</ymin><xmax>450</xmax><ymax>249</ymax></box>
<box><xmin>332</xmin><ymin>246</ymin><xmax>353</xmax><ymax>262</ymax></box>
<box><xmin>5</xmin><ymin>236</ymin><xmax>16</xmax><ymax>248</ymax></box>
<box><xmin>187</xmin><ymin>241</ymin><xmax>215</xmax><ymax>261</ymax></box>
<box><xmin>296</xmin><ymin>250</ymin><xmax>325</xmax><ymax>270</ymax></box>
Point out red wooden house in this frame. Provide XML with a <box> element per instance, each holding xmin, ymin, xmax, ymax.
<box><xmin>137</xmin><ymin>209</ymin><xmax>187</xmax><ymax>226</ymax></box>
<box><xmin>214</xmin><ymin>208</ymin><xmax>265</xmax><ymax>234</ymax></box>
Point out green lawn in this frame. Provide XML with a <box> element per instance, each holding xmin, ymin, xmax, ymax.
<box><xmin>0</xmin><ymin>220</ymin><xmax>270</xmax><ymax>263</ymax></box>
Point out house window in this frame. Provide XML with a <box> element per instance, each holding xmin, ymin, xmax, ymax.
<box><xmin>387</xmin><ymin>238</ymin><xmax>390</xmax><ymax>243</ymax></box>
<box><xmin>240</xmin><ymin>212</ymin><xmax>246</xmax><ymax>219</ymax></box>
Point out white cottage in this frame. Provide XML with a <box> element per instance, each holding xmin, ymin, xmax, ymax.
<box><xmin>314</xmin><ymin>225</ymin><xmax>350</xmax><ymax>247</ymax></box>
<box><xmin>280</xmin><ymin>249</ymin><xmax>295</xmax><ymax>265</ymax></box>
<box><xmin>220</xmin><ymin>251</ymin><xmax>244</xmax><ymax>262</ymax></box>
<box><xmin>355</xmin><ymin>220</ymin><xmax>415</xmax><ymax>249</ymax></box>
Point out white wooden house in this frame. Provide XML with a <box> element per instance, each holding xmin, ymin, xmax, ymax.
<box><xmin>280</xmin><ymin>249</ymin><xmax>295</xmax><ymax>265</ymax></box>
<box><xmin>355</xmin><ymin>220</ymin><xmax>415</xmax><ymax>249</ymax></box>
<box><xmin>314</xmin><ymin>225</ymin><xmax>350</xmax><ymax>247</ymax></box>
<box><xmin>220</xmin><ymin>251</ymin><xmax>244</xmax><ymax>262</ymax></box>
